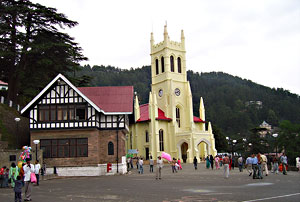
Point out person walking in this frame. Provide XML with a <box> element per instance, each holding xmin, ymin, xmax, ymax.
<box><xmin>177</xmin><ymin>159</ymin><xmax>182</xmax><ymax>170</ymax></box>
<box><xmin>205</xmin><ymin>156</ymin><xmax>210</xmax><ymax>169</ymax></box>
<box><xmin>245</xmin><ymin>155</ymin><xmax>253</xmax><ymax>176</ymax></box>
<box><xmin>257</xmin><ymin>153</ymin><xmax>263</xmax><ymax>179</ymax></box>
<box><xmin>34</xmin><ymin>160</ymin><xmax>41</xmax><ymax>186</ymax></box>
<box><xmin>251</xmin><ymin>154</ymin><xmax>259</xmax><ymax>179</ymax></box>
<box><xmin>23</xmin><ymin>158</ymin><xmax>35</xmax><ymax>201</ymax></box>
<box><xmin>193</xmin><ymin>156</ymin><xmax>198</xmax><ymax>170</ymax></box>
<box><xmin>280</xmin><ymin>153</ymin><xmax>288</xmax><ymax>175</ymax></box>
<box><xmin>209</xmin><ymin>155</ymin><xmax>214</xmax><ymax>170</ymax></box>
<box><xmin>222</xmin><ymin>154</ymin><xmax>230</xmax><ymax>179</ymax></box>
<box><xmin>156</xmin><ymin>156</ymin><xmax>163</xmax><ymax>180</ymax></box>
<box><xmin>138</xmin><ymin>157</ymin><xmax>144</xmax><ymax>174</ymax></box>
<box><xmin>149</xmin><ymin>156</ymin><xmax>154</xmax><ymax>173</ymax></box>
<box><xmin>12</xmin><ymin>176</ymin><xmax>23</xmax><ymax>202</ymax></box>
<box><xmin>9</xmin><ymin>163</ymin><xmax>19</xmax><ymax>188</ymax></box>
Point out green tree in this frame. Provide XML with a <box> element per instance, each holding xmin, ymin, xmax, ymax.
<box><xmin>278</xmin><ymin>120</ymin><xmax>300</xmax><ymax>166</ymax></box>
<box><xmin>0</xmin><ymin>0</ymin><xmax>86</xmax><ymax>104</ymax></box>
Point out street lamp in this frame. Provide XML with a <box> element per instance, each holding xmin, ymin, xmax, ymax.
<box><xmin>14</xmin><ymin>117</ymin><xmax>21</xmax><ymax>149</ymax></box>
<box><xmin>33</xmin><ymin>140</ymin><xmax>40</xmax><ymax>161</ymax></box>
<box><xmin>272</xmin><ymin>133</ymin><xmax>278</xmax><ymax>157</ymax></box>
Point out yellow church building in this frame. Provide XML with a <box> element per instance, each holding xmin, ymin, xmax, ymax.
<box><xmin>129</xmin><ymin>26</ymin><xmax>217</xmax><ymax>163</ymax></box>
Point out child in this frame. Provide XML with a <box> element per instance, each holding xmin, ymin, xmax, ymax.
<box><xmin>3</xmin><ymin>168</ymin><xmax>9</xmax><ymax>188</ymax></box>
<box><xmin>13</xmin><ymin>176</ymin><xmax>23</xmax><ymax>202</ymax></box>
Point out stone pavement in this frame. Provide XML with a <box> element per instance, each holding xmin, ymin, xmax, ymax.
<box><xmin>0</xmin><ymin>163</ymin><xmax>300</xmax><ymax>202</ymax></box>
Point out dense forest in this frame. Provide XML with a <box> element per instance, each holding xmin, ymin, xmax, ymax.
<box><xmin>72</xmin><ymin>64</ymin><xmax>300</xmax><ymax>141</ymax></box>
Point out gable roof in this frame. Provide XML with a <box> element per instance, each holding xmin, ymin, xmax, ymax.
<box><xmin>136</xmin><ymin>104</ymin><xmax>172</xmax><ymax>122</ymax></box>
<box><xmin>78</xmin><ymin>86</ymin><xmax>133</xmax><ymax>114</ymax></box>
<box><xmin>21</xmin><ymin>74</ymin><xmax>133</xmax><ymax>115</ymax></box>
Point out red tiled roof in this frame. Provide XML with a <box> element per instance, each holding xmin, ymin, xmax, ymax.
<box><xmin>194</xmin><ymin>116</ymin><xmax>205</xmax><ymax>123</ymax></box>
<box><xmin>136</xmin><ymin>104</ymin><xmax>172</xmax><ymax>122</ymax></box>
<box><xmin>78</xmin><ymin>86</ymin><xmax>133</xmax><ymax>113</ymax></box>
<box><xmin>136</xmin><ymin>104</ymin><xmax>151</xmax><ymax>122</ymax></box>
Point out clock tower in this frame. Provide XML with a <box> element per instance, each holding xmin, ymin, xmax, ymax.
<box><xmin>150</xmin><ymin>25</ymin><xmax>194</xmax><ymax>130</ymax></box>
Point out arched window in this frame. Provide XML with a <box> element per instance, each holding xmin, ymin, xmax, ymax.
<box><xmin>177</xmin><ymin>57</ymin><xmax>182</xmax><ymax>73</ymax></box>
<box><xmin>170</xmin><ymin>56</ymin><xmax>174</xmax><ymax>72</ymax></box>
<box><xmin>176</xmin><ymin>107</ymin><xmax>180</xmax><ymax>127</ymax></box>
<box><xmin>145</xmin><ymin>131</ymin><xmax>149</xmax><ymax>142</ymax></box>
<box><xmin>155</xmin><ymin>59</ymin><xmax>159</xmax><ymax>75</ymax></box>
<box><xmin>108</xmin><ymin>141</ymin><xmax>114</xmax><ymax>155</ymax></box>
<box><xmin>161</xmin><ymin>56</ymin><xmax>165</xmax><ymax>73</ymax></box>
<box><xmin>159</xmin><ymin>129</ymin><xmax>164</xmax><ymax>151</ymax></box>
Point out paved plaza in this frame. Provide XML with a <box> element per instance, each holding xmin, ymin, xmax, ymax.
<box><xmin>1</xmin><ymin>163</ymin><xmax>300</xmax><ymax>202</ymax></box>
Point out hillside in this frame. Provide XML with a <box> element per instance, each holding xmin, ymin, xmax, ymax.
<box><xmin>71</xmin><ymin>65</ymin><xmax>300</xmax><ymax>139</ymax></box>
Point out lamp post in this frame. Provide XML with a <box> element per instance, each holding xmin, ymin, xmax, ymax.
<box><xmin>226</xmin><ymin>137</ymin><xmax>237</xmax><ymax>157</ymax></box>
<box><xmin>33</xmin><ymin>140</ymin><xmax>40</xmax><ymax>161</ymax></box>
<box><xmin>14</xmin><ymin>117</ymin><xmax>21</xmax><ymax>149</ymax></box>
<box><xmin>272</xmin><ymin>133</ymin><xmax>278</xmax><ymax>157</ymax></box>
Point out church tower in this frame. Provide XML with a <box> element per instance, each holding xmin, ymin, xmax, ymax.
<box><xmin>150</xmin><ymin>25</ymin><xmax>193</xmax><ymax>131</ymax></box>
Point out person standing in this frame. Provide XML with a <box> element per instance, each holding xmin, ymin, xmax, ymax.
<box><xmin>280</xmin><ymin>153</ymin><xmax>288</xmax><ymax>175</ymax></box>
<box><xmin>138</xmin><ymin>157</ymin><xmax>144</xmax><ymax>174</ymax></box>
<box><xmin>222</xmin><ymin>154</ymin><xmax>230</xmax><ymax>179</ymax></box>
<box><xmin>205</xmin><ymin>156</ymin><xmax>210</xmax><ymax>169</ymax></box>
<box><xmin>34</xmin><ymin>160</ymin><xmax>41</xmax><ymax>186</ymax></box>
<box><xmin>209</xmin><ymin>155</ymin><xmax>214</xmax><ymax>170</ymax></box>
<box><xmin>12</xmin><ymin>176</ymin><xmax>23</xmax><ymax>202</ymax></box>
<box><xmin>149</xmin><ymin>156</ymin><xmax>154</xmax><ymax>173</ymax></box>
<box><xmin>245</xmin><ymin>155</ymin><xmax>253</xmax><ymax>176</ymax></box>
<box><xmin>193</xmin><ymin>156</ymin><xmax>198</xmax><ymax>170</ymax></box>
<box><xmin>9</xmin><ymin>163</ymin><xmax>19</xmax><ymax>188</ymax></box>
<box><xmin>296</xmin><ymin>156</ymin><xmax>300</xmax><ymax>172</ymax></box>
<box><xmin>273</xmin><ymin>155</ymin><xmax>279</xmax><ymax>174</ymax></box>
<box><xmin>177</xmin><ymin>159</ymin><xmax>182</xmax><ymax>170</ymax></box>
<box><xmin>261</xmin><ymin>154</ymin><xmax>268</xmax><ymax>176</ymax></box>
<box><xmin>238</xmin><ymin>156</ymin><xmax>243</xmax><ymax>172</ymax></box>
<box><xmin>215</xmin><ymin>156</ymin><xmax>220</xmax><ymax>170</ymax></box>
<box><xmin>156</xmin><ymin>156</ymin><xmax>163</xmax><ymax>180</ymax></box>
<box><xmin>171</xmin><ymin>158</ymin><xmax>177</xmax><ymax>173</ymax></box>
<box><xmin>23</xmin><ymin>158</ymin><xmax>35</xmax><ymax>201</ymax></box>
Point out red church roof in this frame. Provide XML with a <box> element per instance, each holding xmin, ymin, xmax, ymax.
<box><xmin>136</xmin><ymin>104</ymin><xmax>172</xmax><ymax>122</ymax></box>
<box><xmin>78</xmin><ymin>86</ymin><xmax>133</xmax><ymax>114</ymax></box>
<box><xmin>193</xmin><ymin>116</ymin><xmax>205</xmax><ymax>123</ymax></box>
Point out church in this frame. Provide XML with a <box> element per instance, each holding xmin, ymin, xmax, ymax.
<box><xmin>129</xmin><ymin>25</ymin><xmax>217</xmax><ymax>163</ymax></box>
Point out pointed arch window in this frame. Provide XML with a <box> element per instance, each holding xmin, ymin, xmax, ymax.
<box><xmin>108</xmin><ymin>141</ymin><xmax>114</xmax><ymax>155</ymax></box>
<box><xmin>170</xmin><ymin>56</ymin><xmax>174</xmax><ymax>72</ymax></box>
<box><xmin>155</xmin><ymin>59</ymin><xmax>159</xmax><ymax>75</ymax></box>
<box><xmin>159</xmin><ymin>129</ymin><xmax>164</xmax><ymax>151</ymax></box>
<box><xmin>176</xmin><ymin>107</ymin><xmax>180</xmax><ymax>127</ymax></box>
<box><xmin>161</xmin><ymin>56</ymin><xmax>165</xmax><ymax>73</ymax></box>
<box><xmin>177</xmin><ymin>57</ymin><xmax>182</xmax><ymax>73</ymax></box>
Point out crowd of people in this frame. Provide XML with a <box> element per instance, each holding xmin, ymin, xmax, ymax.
<box><xmin>126</xmin><ymin>152</ymin><xmax>300</xmax><ymax>181</ymax></box>
<box><xmin>0</xmin><ymin>159</ymin><xmax>45</xmax><ymax>201</ymax></box>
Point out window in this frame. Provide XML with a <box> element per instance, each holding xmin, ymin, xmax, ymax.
<box><xmin>170</xmin><ymin>56</ymin><xmax>174</xmax><ymax>72</ymax></box>
<box><xmin>40</xmin><ymin>138</ymin><xmax>88</xmax><ymax>158</ymax></box>
<box><xmin>159</xmin><ymin>129</ymin><xmax>164</xmax><ymax>151</ymax></box>
<box><xmin>176</xmin><ymin>107</ymin><xmax>180</xmax><ymax>128</ymax></box>
<box><xmin>38</xmin><ymin>104</ymin><xmax>86</xmax><ymax>122</ymax></box>
<box><xmin>76</xmin><ymin>105</ymin><xmax>86</xmax><ymax>120</ymax></box>
<box><xmin>108</xmin><ymin>141</ymin><xmax>114</xmax><ymax>155</ymax></box>
<box><xmin>145</xmin><ymin>131</ymin><xmax>149</xmax><ymax>142</ymax></box>
<box><xmin>155</xmin><ymin>59</ymin><xmax>159</xmax><ymax>75</ymax></box>
<box><xmin>177</xmin><ymin>57</ymin><xmax>182</xmax><ymax>73</ymax></box>
<box><xmin>161</xmin><ymin>56</ymin><xmax>165</xmax><ymax>73</ymax></box>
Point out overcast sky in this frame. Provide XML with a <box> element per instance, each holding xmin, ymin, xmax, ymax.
<box><xmin>32</xmin><ymin>0</ymin><xmax>300</xmax><ymax>95</ymax></box>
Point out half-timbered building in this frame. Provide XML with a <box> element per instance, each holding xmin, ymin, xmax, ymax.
<box><xmin>21</xmin><ymin>74</ymin><xmax>133</xmax><ymax>169</ymax></box>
